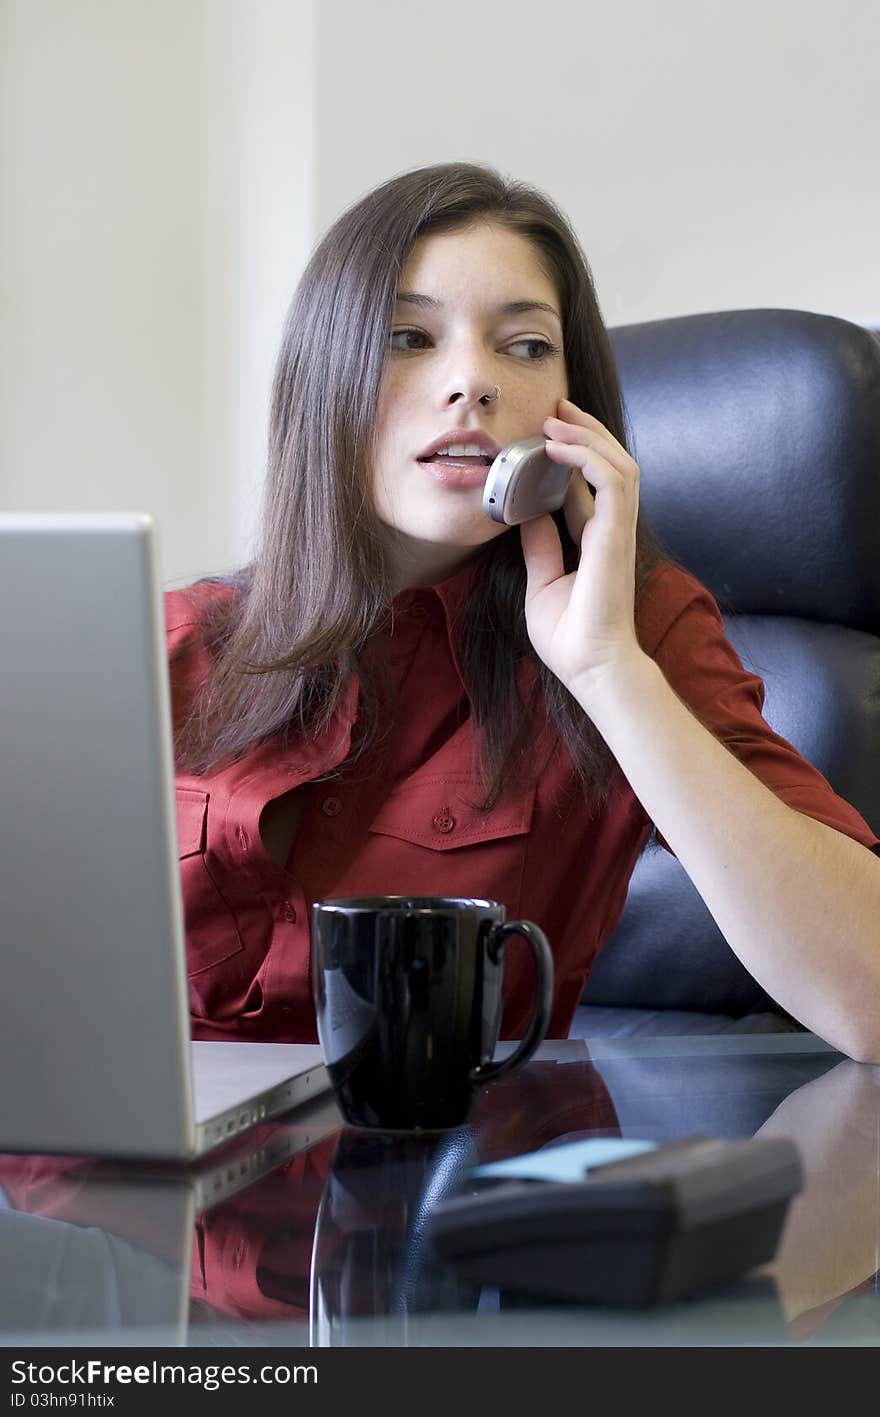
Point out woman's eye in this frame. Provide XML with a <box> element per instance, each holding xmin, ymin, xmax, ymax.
<box><xmin>389</xmin><ymin>330</ymin><xmax>558</xmax><ymax>360</ymax></box>
<box><xmin>507</xmin><ymin>337</ymin><xmax>556</xmax><ymax>361</ymax></box>
<box><xmin>389</xmin><ymin>328</ymin><xmax>430</xmax><ymax>351</ymax></box>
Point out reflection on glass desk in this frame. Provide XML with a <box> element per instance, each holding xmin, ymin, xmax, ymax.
<box><xmin>0</xmin><ymin>1034</ymin><xmax>877</xmax><ymax>1348</ymax></box>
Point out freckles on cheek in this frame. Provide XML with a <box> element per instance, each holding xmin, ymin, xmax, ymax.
<box><xmin>374</xmin><ymin>466</ymin><xmax>397</xmax><ymax>516</ymax></box>
<box><xmin>370</xmin><ymin>443</ymin><xmax>403</xmax><ymax>523</ymax></box>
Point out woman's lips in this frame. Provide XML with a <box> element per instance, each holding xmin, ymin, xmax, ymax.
<box><xmin>417</xmin><ymin>455</ymin><xmax>492</xmax><ymax>489</ymax></box>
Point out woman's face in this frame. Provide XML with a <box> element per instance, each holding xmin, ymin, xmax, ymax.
<box><xmin>373</xmin><ymin>221</ymin><xmax>569</xmax><ymax>587</ymax></box>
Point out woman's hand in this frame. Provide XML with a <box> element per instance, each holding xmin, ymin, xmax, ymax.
<box><xmin>519</xmin><ymin>396</ymin><xmax>645</xmax><ymax>702</ymax></box>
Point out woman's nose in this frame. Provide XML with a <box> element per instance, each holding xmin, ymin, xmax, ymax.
<box><xmin>447</xmin><ymin>388</ymin><xmax>499</xmax><ymax>411</ymax></box>
<box><xmin>443</xmin><ymin>373</ymin><xmax>501</xmax><ymax>411</ymax></box>
<box><xmin>435</xmin><ymin>335</ymin><xmax>502</xmax><ymax>411</ymax></box>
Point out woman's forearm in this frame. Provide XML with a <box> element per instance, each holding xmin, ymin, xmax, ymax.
<box><xmin>576</xmin><ymin>651</ymin><xmax>880</xmax><ymax>1061</ymax></box>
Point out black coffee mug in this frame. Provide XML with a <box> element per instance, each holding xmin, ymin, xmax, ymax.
<box><xmin>310</xmin><ymin>896</ymin><xmax>554</xmax><ymax>1130</ymax></box>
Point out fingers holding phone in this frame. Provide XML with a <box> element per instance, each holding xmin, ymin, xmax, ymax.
<box><xmin>482</xmin><ymin>399</ymin><xmax>636</xmax><ymax>539</ymax></box>
<box><xmin>516</xmin><ymin>398</ymin><xmax>644</xmax><ymax>694</ymax></box>
<box><xmin>543</xmin><ymin>399</ymin><xmax>640</xmax><ymax>549</ymax></box>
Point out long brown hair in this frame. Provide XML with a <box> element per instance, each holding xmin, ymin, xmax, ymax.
<box><xmin>175</xmin><ymin>162</ymin><xmax>664</xmax><ymax>808</ymax></box>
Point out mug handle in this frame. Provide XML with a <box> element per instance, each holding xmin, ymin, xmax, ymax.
<box><xmin>469</xmin><ymin>919</ymin><xmax>554</xmax><ymax>1085</ymax></box>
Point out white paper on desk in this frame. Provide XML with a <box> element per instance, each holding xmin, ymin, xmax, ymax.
<box><xmin>469</xmin><ymin>1137</ymin><xmax>657</xmax><ymax>1183</ymax></box>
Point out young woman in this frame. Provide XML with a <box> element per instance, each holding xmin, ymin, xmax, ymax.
<box><xmin>169</xmin><ymin>162</ymin><xmax>880</xmax><ymax>1060</ymax></box>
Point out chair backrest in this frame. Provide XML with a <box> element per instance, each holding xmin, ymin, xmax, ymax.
<box><xmin>582</xmin><ymin>309</ymin><xmax>880</xmax><ymax>1014</ymax></box>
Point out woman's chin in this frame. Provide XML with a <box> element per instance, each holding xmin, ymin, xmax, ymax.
<box><xmin>378</xmin><ymin>516</ymin><xmax>506</xmax><ymax>592</ymax></box>
<box><xmin>393</xmin><ymin>506</ymin><xmax>508</xmax><ymax>549</ymax></box>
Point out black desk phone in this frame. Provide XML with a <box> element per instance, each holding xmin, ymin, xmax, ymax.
<box><xmin>427</xmin><ymin>1134</ymin><xmax>802</xmax><ymax>1306</ymax></box>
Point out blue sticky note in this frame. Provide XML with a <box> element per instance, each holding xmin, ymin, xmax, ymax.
<box><xmin>469</xmin><ymin>1137</ymin><xmax>657</xmax><ymax>1184</ymax></box>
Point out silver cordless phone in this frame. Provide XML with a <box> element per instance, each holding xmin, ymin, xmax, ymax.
<box><xmin>482</xmin><ymin>436</ymin><xmax>571</xmax><ymax>525</ymax></box>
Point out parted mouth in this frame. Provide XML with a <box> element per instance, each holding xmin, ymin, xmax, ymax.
<box><xmin>417</xmin><ymin>429</ymin><xmax>501</xmax><ymax>463</ymax></box>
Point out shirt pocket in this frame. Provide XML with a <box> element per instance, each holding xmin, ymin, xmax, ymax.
<box><xmin>175</xmin><ymin>787</ymin><xmax>245</xmax><ymax>977</ymax></box>
<box><xmin>364</xmin><ymin>774</ymin><xmax>537</xmax><ymax>911</ymax></box>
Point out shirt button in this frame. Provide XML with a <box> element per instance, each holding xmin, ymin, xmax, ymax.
<box><xmin>432</xmin><ymin>809</ymin><xmax>455</xmax><ymax>834</ymax></box>
<box><xmin>321</xmin><ymin>795</ymin><xmax>343</xmax><ymax>817</ymax></box>
<box><xmin>280</xmin><ymin>902</ymin><xmax>297</xmax><ymax>923</ymax></box>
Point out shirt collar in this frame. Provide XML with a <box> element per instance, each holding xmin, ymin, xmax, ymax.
<box><xmin>376</xmin><ymin>542</ymin><xmax>556</xmax><ymax>767</ymax></box>
<box><xmin>392</xmin><ymin>542</ymin><xmax>492</xmax><ymax>625</ymax></box>
<box><xmin>391</xmin><ymin>545</ymin><xmax>493</xmax><ymax>695</ymax></box>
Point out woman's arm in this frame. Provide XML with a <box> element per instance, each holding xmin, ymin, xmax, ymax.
<box><xmin>520</xmin><ymin>398</ymin><xmax>880</xmax><ymax>1061</ymax></box>
<box><xmin>577</xmin><ymin>649</ymin><xmax>880</xmax><ymax>1059</ymax></box>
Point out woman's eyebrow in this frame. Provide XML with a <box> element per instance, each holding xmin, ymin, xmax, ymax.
<box><xmin>395</xmin><ymin>291</ymin><xmax>562</xmax><ymax>324</ymax></box>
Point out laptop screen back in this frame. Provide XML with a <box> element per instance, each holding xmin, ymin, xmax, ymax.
<box><xmin>0</xmin><ymin>514</ymin><xmax>194</xmax><ymax>1156</ymax></box>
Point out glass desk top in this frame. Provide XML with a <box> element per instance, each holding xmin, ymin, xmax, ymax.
<box><xmin>1</xmin><ymin>1033</ymin><xmax>878</xmax><ymax>1348</ymax></box>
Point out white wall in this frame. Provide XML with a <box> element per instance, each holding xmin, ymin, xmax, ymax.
<box><xmin>200</xmin><ymin>0</ymin><xmax>315</xmax><ymax>588</ymax></box>
<box><xmin>315</xmin><ymin>0</ymin><xmax>880</xmax><ymax>329</ymax></box>
<box><xmin>2</xmin><ymin>0</ymin><xmax>877</xmax><ymax>584</ymax></box>
<box><xmin>0</xmin><ymin>0</ymin><xmax>315</xmax><ymax>585</ymax></box>
<box><xmin>1</xmin><ymin>0</ymin><xmax>205</xmax><ymax>584</ymax></box>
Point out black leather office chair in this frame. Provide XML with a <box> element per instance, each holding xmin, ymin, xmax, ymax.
<box><xmin>572</xmin><ymin>309</ymin><xmax>880</xmax><ymax>1038</ymax></box>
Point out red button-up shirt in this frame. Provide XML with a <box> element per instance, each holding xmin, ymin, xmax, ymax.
<box><xmin>168</xmin><ymin>558</ymin><xmax>880</xmax><ymax>1044</ymax></box>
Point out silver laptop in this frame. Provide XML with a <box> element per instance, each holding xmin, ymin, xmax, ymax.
<box><xmin>0</xmin><ymin>512</ymin><xmax>332</xmax><ymax>1160</ymax></box>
